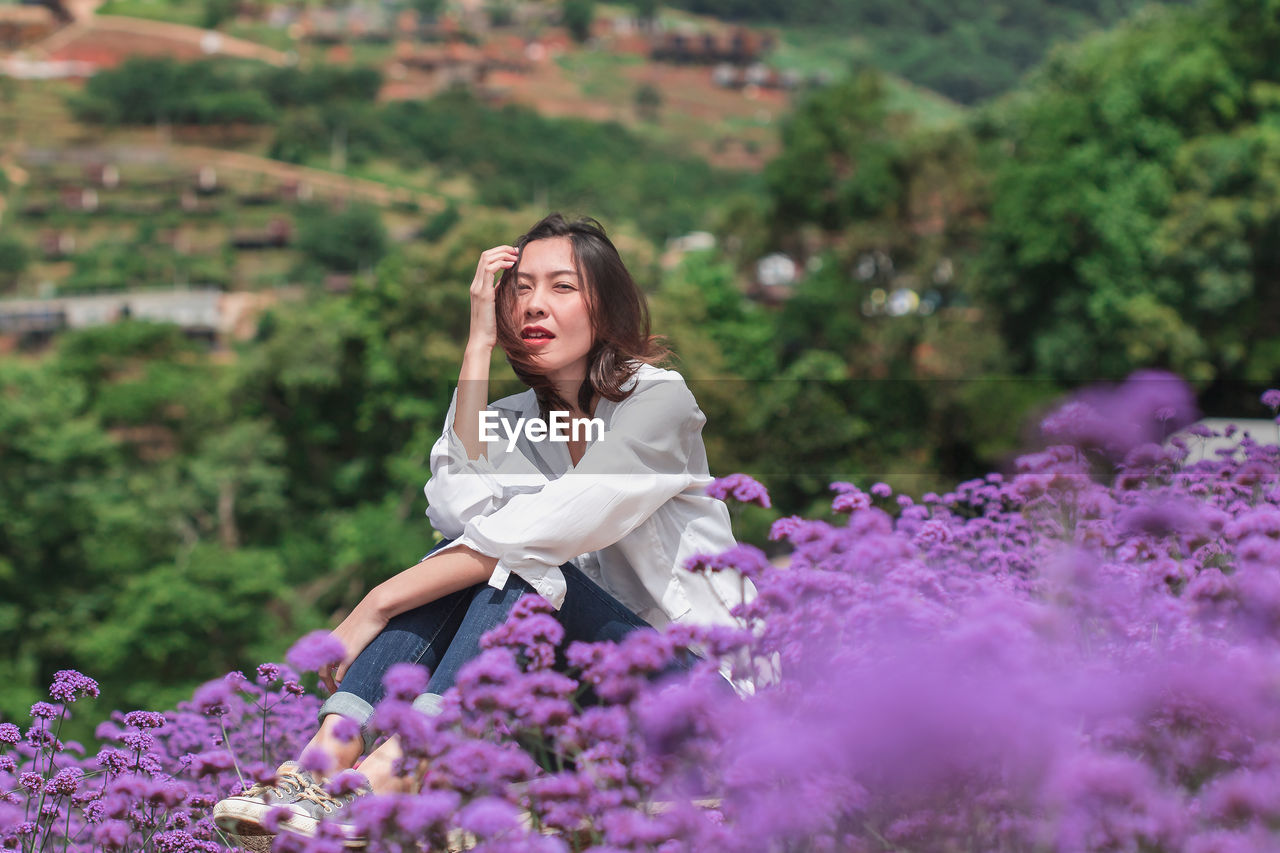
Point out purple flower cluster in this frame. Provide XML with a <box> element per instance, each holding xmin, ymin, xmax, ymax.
<box><xmin>285</xmin><ymin>632</ymin><xmax>346</xmax><ymax>674</ymax></box>
<box><xmin>705</xmin><ymin>473</ymin><xmax>771</xmax><ymax>508</ymax></box>
<box><xmin>1</xmin><ymin>668</ymin><xmax>318</xmax><ymax>852</ymax></box>
<box><xmin>5</xmin><ymin>372</ymin><xmax>1280</xmax><ymax>850</ymax></box>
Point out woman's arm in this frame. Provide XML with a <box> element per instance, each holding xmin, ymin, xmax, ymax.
<box><xmin>424</xmin><ymin>244</ymin><xmax>545</xmax><ymax>538</ymax></box>
<box><xmin>454</xmin><ymin>245</ymin><xmax>518</xmax><ymax>461</ymax></box>
<box><xmin>325</xmin><ymin>545</ymin><xmax>499</xmax><ymax>691</ymax></box>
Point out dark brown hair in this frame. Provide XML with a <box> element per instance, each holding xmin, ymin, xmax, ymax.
<box><xmin>495</xmin><ymin>213</ymin><xmax>669</xmax><ymax>416</ymax></box>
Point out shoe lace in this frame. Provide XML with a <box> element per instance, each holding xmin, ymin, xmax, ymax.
<box><xmin>291</xmin><ymin>782</ymin><xmax>345</xmax><ymax>814</ymax></box>
<box><xmin>245</xmin><ymin>768</ymin><xmax>308</xmax><ymax>800</ymax></box>
<box><xmin>273</xmin><ymin>773</ymin><xmax>312</xmax><ymax>798</ymax></box>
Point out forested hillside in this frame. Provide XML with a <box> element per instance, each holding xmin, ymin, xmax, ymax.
<box><xmin>669</xmin><ymin>0</ymin><xmax>1184</xmax><ymax>101</ymax></box>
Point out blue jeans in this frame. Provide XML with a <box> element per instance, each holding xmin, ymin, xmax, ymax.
<box><xmin>318</xmin><ymin>538</ymin><xmax>652</xmax><ymax>746</ymax></box>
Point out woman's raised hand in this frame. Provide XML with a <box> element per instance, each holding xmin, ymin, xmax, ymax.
<box><xmin>467</xmin><ymin>245</ymin><xmax>518</xmax><ymax>352</ymax></box>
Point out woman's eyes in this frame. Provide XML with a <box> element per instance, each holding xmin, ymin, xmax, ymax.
<box><xmin>516</xmin><ymin>282</ymin><xmax>577</xmax><ymax>292</ymax></box>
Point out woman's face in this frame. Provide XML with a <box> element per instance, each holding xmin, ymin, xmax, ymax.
<box><xmin>513</xmin><ymin>236</ymin><xmax>594</xmax><ymax>387</ymax></box>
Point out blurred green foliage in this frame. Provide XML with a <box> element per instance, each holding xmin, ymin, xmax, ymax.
<box><xmin>666</xmin><ymin>0</ymin><xmax>1183</xmax><ymax>102</ymax></box>
<box><xmin>563</xmin><ymin>0</ymin><xmax>595</xmax><ymax>42</ymax></box>
<box><xmin>374</xmin><ymin>91</ymin><xmax>746</xmax><ymax>241</ymax></box>
<box><xmin>0</xmin><ymin>218</ymin><xmax>514</xmax><ymax>733</ymax></box>
<box><xmin>977</xmin><ymin>0</ymin><xmax>1280</xmax><ymax>385</ymax></box>
<box><xmin>0</xmin><ymin>236</ymin><xmax>30</xmax><ymax>286</ymax></box>
<box><xmin>295</xmin><ymin>203</ymin><xmax>390</xmax><ymax>274</ymax></box>
<box><xmin>68</xmin><ymin>58</ymin><xmax>383</xmax><ymax>126</ymax></box>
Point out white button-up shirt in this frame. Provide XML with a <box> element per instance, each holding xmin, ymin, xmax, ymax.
<box><xmin>424</xmin><ymin>363</ymin><xmax>747</xmax><ymax>629</ymax></box>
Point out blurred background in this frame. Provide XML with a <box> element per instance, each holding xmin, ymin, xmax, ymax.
<box><xmin>1</xmin><ymin>0</ymin><xmax>1277</xmax><ymax>730</ymax></box>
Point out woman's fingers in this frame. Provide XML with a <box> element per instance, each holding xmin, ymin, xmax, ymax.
<box><xmin>465</xmin><ymin>245</ymin><xmax>517</xmax><ymax>351</ymax></box>
<box><xmin>472</xmin><ymin>246</ymin><xmax>518</xmax><ymax>292</ymax></box>
<box><xmin>318</xmin><ymin>655</ymin><xmax>353</xmax><ymax>694</ymax></box>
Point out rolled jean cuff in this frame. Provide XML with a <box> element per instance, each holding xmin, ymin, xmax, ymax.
<box><xmin>318</xmin><ymin>690</ymin><xmax>377</xmax><ymax>752</ymax></box>
<box><xmin>411</xmin><ymin>692</ymin><xmax>445</xmax><ymax>717</ymax></box>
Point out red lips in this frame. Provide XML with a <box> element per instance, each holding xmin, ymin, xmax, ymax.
<box><xmin>521</xmin><ymin>325</ymin><xmax>555</xmax><ymax>341</ymax></box>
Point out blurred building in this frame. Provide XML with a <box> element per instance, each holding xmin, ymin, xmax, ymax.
<box><xmin>0</xmin><ymin>4</ymin><xmax>58</xmax><ymax>48</ymax></box>
<box><xmin>0</xmin><ymin>287</ymin><xmax>299</xmax><ymax>349</ymax></box>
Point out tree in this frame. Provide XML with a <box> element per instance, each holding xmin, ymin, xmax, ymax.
<box><xmin>765</xmin><ymin>70</ymin><xmax>907</xmax><ymax>233</ymax></box>
<box><xmin>633</xmin><ymin>0</ymin><xmax>660</xmax><ymax>27</ymax></box>
<box><xmin>976</xmin><ymin>0</ymin><xmax>1280</xmax><ymax>382</ymax></box>
<box><xmin>563</xmin><ymin>0</ymin><xmax>594</xmax><ymax>42</ymax></box>
<box><xmin>202</xmin><ymin>0</ymin><xmax>238</xmax><ymax>29</ymax></box>
<box><xmin>0</xmin><ymin>235</ymin><xmax>30</xmax><ymax>289</ymax></box>
<box><xmin>413</xmin><ymin>0</ymin><xmax>443</xmax><ymax>22</ymax></box>
<box><xmin>634</xmin><ymin>83</ymin><xmax>662</xmax><ymax>122</ymax></box>
<box><xmin>295</xmin><ymin>203</ymin><xmax>389</xmax><ymax>274</ymax></box>
<box><xmin>0</xmin><ymin>361</ymin><xmax>117</xmax><ymax>722</ymax></box>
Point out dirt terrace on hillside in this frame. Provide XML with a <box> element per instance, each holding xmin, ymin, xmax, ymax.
<box><xmin>381</xmin><ymin>30</ymin><xmax>786</xmax><ymax>172</ymax></box>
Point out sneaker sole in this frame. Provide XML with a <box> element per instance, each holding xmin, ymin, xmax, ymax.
<box><xmin>276</xmin><ymin>813</ymin><xmax>367</xmax><ymax>849</ymax></box>
<box><xmin>226</xmin><ymin>834</ymin><xmax>274</xmax><ymax>853</ymax></box>
<box><xmin>213</xmin><ymin>797</ymin><xmax>275</xmax><ymax>837</ymax></box>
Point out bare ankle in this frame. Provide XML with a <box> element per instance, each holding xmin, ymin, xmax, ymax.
<box><xmin>357</xmin><ymin>738</ymin><xmax>417</xmax><ymax>794</ymax></box>
<box><xmin>301</xmin><ymin>717</ymin><xmax>364</xmax><ymax>780</ymax></box>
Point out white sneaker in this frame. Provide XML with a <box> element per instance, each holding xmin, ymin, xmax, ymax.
<box><xmin>212</xmin><ymin>761</ymin><xmax>319</xmax><ymax>839</ymax></box>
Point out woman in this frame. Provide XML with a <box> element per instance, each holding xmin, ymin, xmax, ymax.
<box><xmin>213</xmin><ymin>213</ymin><xmax>747</xmax><ymax>843</ymax></box>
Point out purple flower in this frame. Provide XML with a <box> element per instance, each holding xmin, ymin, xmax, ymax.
<box><xmin>685</xmin><ymin>544</ymin><xmax>770</xmax><ymax>581</ymax></box>
<box><xmin>390</xmin><ymin>789</ymin><xmax>459</xmax><ymax>834</ymax></box>
<box><xmin>382</xmin><ymin>663</ymin><xmax>429</xmax><ymax>701</ymax></box>
<box><xmin>92</xmin><ymin>820</ymin><xmax>131</xmax><ymax>849</ymax></box>
<box><xmin>706</xmin><ymin>473</ymin><xmax>772</xmax><ymax>508</ymax></box>
<box><xmin>0</xmin><ymin>722</ymin><xmax>19</xmax><ymax>744</ymax></box>
<box><xmin>767</xmin><ymin>515</ymin><xmax>799</xmax><ymax>541</ymax></box>
<box><xmin>49</xmin><ymin>670</ymin><xmax>99</xmax><ymax>703</ymax></box>
<box><xmin>190</xmin><ymin>679</ymin><xmax>233</xmax><ymax>717</ymax></box>
<box><xmin>1119</xmin><ymin>500</ymin><xmax>1206</xmax><ymax>538</ymax></box>
<box><xmin>286</xmin><ymin>631</ymin><xmax>346</xmax><ymax>673</ymax></box>
<box><xmin>1261</xmin><ymin>389</ymin><xmax>1280</xmax><ymax>410</ymax></box>
<box><xmin>96</xmin><ymin>747</ymin><xmax>130</xmax><ymax>774</ymax></box>
<box><xmin>152</xmin><ymin>830</ymin><xmax>201</xmax><ymax>853</ymax></box>
<box><xmin>913</xmin><ymin>519</ymin><xmax>954</xmax><ymax>548</ymax></box>
<box><xmin>369</xmin><ymin>700</ymin><xmax>435</xmax><ymax>755</ymax></box>
<box><xmin>326</xmin><ymin>769</ymin><xmax>369</xmax><ymax>796</ymax></box>
<box><xmin>457</xmin><ymin>796</ymin><xmax>520</xmax><ymax>836</ymax></box>
<box><xmin>44</xmin><ymin>767</ymin><xmax>83</xmax><ymax>796</ymax></box>
<box><xmin>123</xmin><ymin>711</ymin><xmax>166</xmax><ymax>730</ymax></box>
<box><xmin>480</xmin><ymin>595</ymin><xmax>565</xmax><ymax>671</ymax></box>
<box><xmin>1042</xmin><ymin>371</ymin><xmax>1197</xmax><ymax>457</ymax></box>
<box><xmin>121</xmin><ymin>730</ymin><xmax>155</xmax><ymax>752</ymax></box>
<box><xmin>30</xmin><ymin>701</ymin><xmax>58</xmax><ymax>719</ymax></box>
<box><xmin>331</xmin><ymin>715</ymin><xmax>362</xmax><ymax>744</ymax></box>
<box><xmin>299</xmin><ymin>747</ymin><xmax>333</xmax><ymax>774</ymax></box>
<box><xmin>832</xmin><ymin>489</ymin><xmax>871</xmax><ymax>513</ymax></box>
<box><xmin>256</xmin><ymin>663</ymin><xmax>282</xmax><ymax>685</ymax></box>
<box><xmin>187</xmin><ymin>750</ymin><xmax>235</xmax><ymax>777</ymax></box>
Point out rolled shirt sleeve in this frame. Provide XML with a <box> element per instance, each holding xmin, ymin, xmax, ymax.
<box><xmin>437</xmin><ymin>377</ymin><xmax>705</xmax><ymax>609</ymax></box>
<box><xmin>423</xmin><ymin>388</ymin><xmax>549</xmax><ymax>539</ymax></box>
